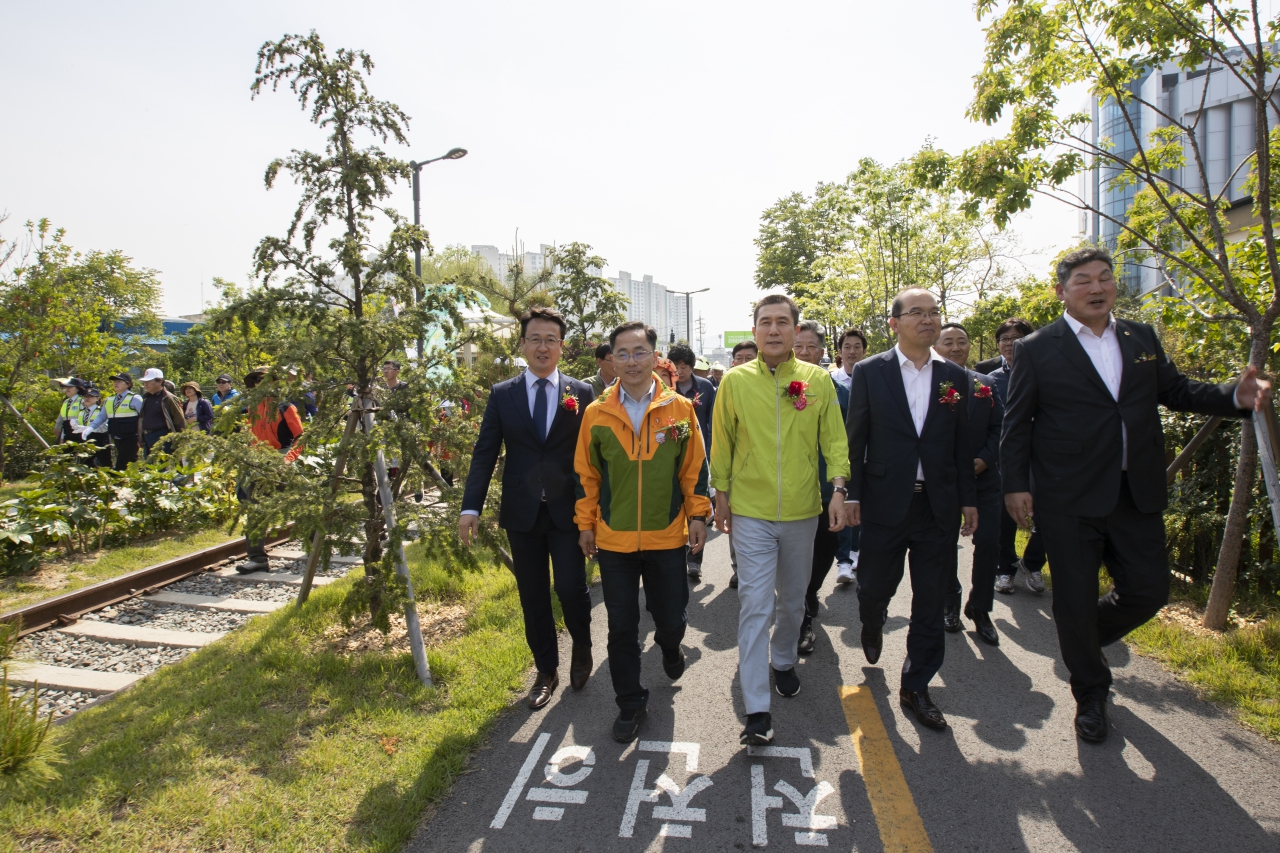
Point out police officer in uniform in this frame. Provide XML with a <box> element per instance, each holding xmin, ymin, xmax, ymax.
<box><xmin>74</xmin><ymin>386</ymin><xmax>113</xmax><ymax>467</ymax></box>
<box><xmin>54</xmin><ymin>378</ymin><xmax>88</xmax><ymax>445</ymax></box>
<box><xmin>102</xmin><ymin>373</ymin><xmax>144</xmax><ymax>469</ymax></box>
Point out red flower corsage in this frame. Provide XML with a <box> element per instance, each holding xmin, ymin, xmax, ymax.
<box><xmin>561</xmin><ymin>391</ymin><xmax>580</xmax><ymax>415</ymax></box>
<box><xmin>938</xmin><ymin>381</ymin><xmax>962</xmax><ymax>410</ymax></box>
<box><xmin>973</xmin><ymin>379</ymin><xmax>993</xmax><ymax>406</ymax></box>
<box><xmin>692</xmin><ymin>391</ymin><xmax>703</xmax><ymax>408</ymax></box>
<box><xmin>787</xmin><ymin>380</ymin><xmax>809</xmax><ymax>411</ymax></box>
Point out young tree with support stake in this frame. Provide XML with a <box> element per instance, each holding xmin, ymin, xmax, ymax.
<box><xmin>206</xmin><ymin>31</ymin><xmax>487</xmax><ymax>685</ymax></box>
<box><xmin>917</xmin><ymin>0</ymin><xmax>1280</xmax><ymax>630</ymax></box>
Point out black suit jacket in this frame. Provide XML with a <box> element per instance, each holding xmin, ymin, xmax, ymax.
<box><xmin>966</xmin><ymin>369</ymin><xmax>1004</xmax><ymax>493</ymax></box>
<box><xmin>846</xmin><ymin>350</ymin><xmax>978</xmax><ymax>530</ymax></box>
<box><xmin>462</xmin><ymin>371</ymin><xmax>595</xmax><ymax>533</ymax></box>
<box><xmin>974</xmin><ymin>355</ymin><xmax>1004</xmax><ymax>376</ymax></box>
<box><xmin>1001</xmin><ymin>316</ymin><xmax>1245</xmax><ymax>516</ymax></box>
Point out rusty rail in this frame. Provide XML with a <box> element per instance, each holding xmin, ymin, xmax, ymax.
<box><xmin>0</xmin><ymin>525</ymin><xmax>295</xmax><ymax>637</ymax></box>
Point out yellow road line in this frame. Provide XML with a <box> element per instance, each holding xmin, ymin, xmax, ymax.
<box><xmin>839</xmin><ymin>685</ymin><xmax>934</xmax><ymax>853</ymax></box>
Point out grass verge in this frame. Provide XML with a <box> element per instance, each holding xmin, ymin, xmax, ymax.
<box><xmin>0</xmin><ymin>528</ymin><xmax>236</xmax><ymax>613</ymax></box>
<box><xmin>0</xmin><ymin>546</ymin><xmax>534</xmax><ymax>852</ymax></box>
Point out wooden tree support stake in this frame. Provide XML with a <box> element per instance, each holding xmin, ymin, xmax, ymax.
<box><xmin>1254</xmin><ymin>405</ymin><xmax>1280</xmax><ymax>552</ymax></box>
<box><xmin>362</xmin><ymin>395</ymin><xmax>431</xmax><ymax>687</ymax></box>
<box><xmin>296</xmin><ymin>408</ymin><xmax>361</xmax><ymax>607</ymax></box>
<box><xmin>0</xmin><ymin>394</ymin><xmax>50</xmax><ymax>449</ymax></box>
<box><xmin>1166</xmin><ymin>416</ymin><xmax>1224</xmax><ymax>485</ymax></box>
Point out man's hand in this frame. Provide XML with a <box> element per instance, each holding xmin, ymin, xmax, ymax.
<box><xmin>828</xmin><ymin>493</ymin><xmax>846</xmax><ymax>532</ymax></box>
<box><xmin>688</xmin><ymin>520</ymin><xmax>707</xmax><ymax>554</ymax></box>
<box><xmin>974</xmin><ymin>458</ymin><xmax>987</xmax><ymax>475</ymax></box>
<box><xmin>458</xmin><ymin>514</ymin><xmax>479</xmax><ymax>546</ymax></box>
<box><xmin>715</xmin><ymin>491</ymin><xmax>732</xmax><ymax>535</ymax></box>
<box><xmin>579</xmin><ymin>529</ymin><xmax>598</xmax><ymax>558</ymax></box>
<box><xmin>960</xmin><ymin>506</ymin><xmax>978</xmax><ymax>537</ymax></box>
<box><xmin>1005</xmin><ymin>492</ymin><xmax>1034</xmax><ymax>528</ymax></box>
<box><xmin>1237</xmin><ymin>365</ymin><xmax>1274</xmax><ymax>412</ymax></box>
<box><xmin>844</xmin><ymin>501</ymin><xmax>861</xmax><ymax>528</ymax></box>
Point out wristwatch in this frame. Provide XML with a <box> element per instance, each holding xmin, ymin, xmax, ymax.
<box><xmin>832</xmin><ymin>486</ymin><xmax>849</xmax><ymax>497</ymax></box>
<box><xmin>689</xmin><ymin>516</ymin><xmax>708</xmax><ymax>524</ymax></box>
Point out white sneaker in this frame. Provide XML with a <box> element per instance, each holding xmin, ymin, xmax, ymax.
<box><xmin>687</xmin><ymin>563</ymin><xmax>702</xmax><ymax>581</ymax></box>
<box><xmin>1019</xmin><ymin>562</ymin><xmax>1046</xmax><ymax>593</ymax></box>
<box><xmin>849</xmin><ymin>551</ymin><xmax>860</xmax><ymax>569</ymax></box>
<box><xmin>835</xmin><ymin>563</ymin><xmax>856</xmax><ymax>585</ymax></box>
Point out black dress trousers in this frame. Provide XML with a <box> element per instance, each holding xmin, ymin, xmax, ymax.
<box><xmin>505</xmin><ymin>504</ymin><xmax>593</xmax><ymax>675</ymax></box>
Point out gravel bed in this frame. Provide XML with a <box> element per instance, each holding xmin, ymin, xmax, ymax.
<box><xmin>13</xmin><ymin>632</ymin><xmax>192</xmax><ymax>673</ymax></box>
<box><xmin>82</xmin><ymin>599</ymin><xmax>250</xmax><ymax>633</ymax></box>
<box><xmin>8</xmin><ymin>686</ymin><xmax>97</xmax><ymax>718</ymax></box>
<box><xmin>165</xmin><ymin>574</ymin><xmax>298</xmax><ymax>602</ymax></box>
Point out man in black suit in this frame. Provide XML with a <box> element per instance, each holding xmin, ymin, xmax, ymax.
<box><xmin>1002</xmin><ymin>247</ymin><xmax>1271</xmax><ymax>743</ymax></box>
<box><xmin>935</xmin><ymin>322</ymin><xmax>1003</xmax><ymax>646</ymax></box>
<box><xmin>846</xmin><ymin>288</ymin><xmax>978</xmax><ymax>731</ymax></box>
<box><xmin>459</xmin><ymin>307</ymin><xmax>596</xmax><ymax>710</ymax></box>
<box><xmin>979</xmin><ymin>317</ymin><xmax>1045</xmax><ymax>596</ymax></box>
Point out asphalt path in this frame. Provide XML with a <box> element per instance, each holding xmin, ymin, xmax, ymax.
<box><xmin>406</xmin><ymin>530</ymin><xmax>1280</xmax><ymax>852</ymax></box>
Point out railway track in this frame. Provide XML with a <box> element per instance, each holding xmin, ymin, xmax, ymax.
<box><xmin>2</xmin><ymin>527</ymin><xmax>362</xmax><ymax>719</ymax></box>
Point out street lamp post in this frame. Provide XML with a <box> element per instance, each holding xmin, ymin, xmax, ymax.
<box><xmin>667</xmin><ymin>288</ymin><xmax>710</xmax><ymax>349</ymax></box>
<box><xmin>409</xmin><ymin>147</ymin><xmax>467</xmax><ymax>358</ymax></box>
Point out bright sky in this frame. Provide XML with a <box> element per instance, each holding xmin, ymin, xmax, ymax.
<box><xmin>2</xmin><ymin>0</ymin><xmax>1077</xmax><ymax>350</ymax></box>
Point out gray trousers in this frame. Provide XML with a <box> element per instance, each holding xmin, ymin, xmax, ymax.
<box><xmin>733</xmin><ymin>514</ymin><xmax>819</xmax><ymax>715</ymax></box>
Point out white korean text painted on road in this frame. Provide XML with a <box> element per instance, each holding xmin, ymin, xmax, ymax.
<box><xmin>749</xmin><ymin>745</ymin><xmax>839</xmax><ymax>846</ymax></box>
<box><xmin>619</xmin><ymin>742</ymin><xmax>715</xmax><ymax>840</ymax></box>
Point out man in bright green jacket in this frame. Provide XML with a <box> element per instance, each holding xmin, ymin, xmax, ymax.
<box><xmin>710</xmin><ymin>294</ymin><xmax>851</xmax><ymax>747</ymax></box>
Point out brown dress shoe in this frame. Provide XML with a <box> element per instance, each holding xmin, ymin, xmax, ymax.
<box><xmin>527</xmin><ymin>670</ymin><xmax>558</xmax><ymax>710</ymax></box>
<box><xmin>569</xmin><ymin>644</ymin><xmax>593</xmax><ymax>690</ymax></box>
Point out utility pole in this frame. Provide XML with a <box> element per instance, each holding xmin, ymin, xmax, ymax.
<box><xmin>409</xmin><ymin>147</ymin><xmax>468</xmax><ymax>360</ymax></box>
<box><xmin>668</xmin><ymin>288</ymin><xmax>709</xmax><ymax>348</ymax></box>
<box><xmin>695</xmin><ymin>313</ymin><xmax>707</xmax><ymax>353</ymax></box>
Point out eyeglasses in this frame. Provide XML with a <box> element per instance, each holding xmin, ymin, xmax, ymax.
<box><xmin>997</xmin><ymin>335</ymin><xmax>1024</xmax><ymax>345</ymax></box>
<box><xmin>894</xmin><ymin>309</ymin><xmax>942</xmax><ymax>320</ymax></box>
<box><xmin>524</xmin><ymin>337</ymin><xmax>562</xmax><ymax>349</ymax></box>
<box><xmin>613</xmin><ymin>350</ymin><xmax>654</xmax><ymax>364</ymax></box>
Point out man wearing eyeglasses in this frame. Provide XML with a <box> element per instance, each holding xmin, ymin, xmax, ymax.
<box><xmin>845</xmin><ymin>288</ymin><xmax>978</xmax><ymax>732</ymax></box>
<box><xmin>459</xmin><ymin>307</ymin><xmax>596</xmax><ymax>711</ymax></box>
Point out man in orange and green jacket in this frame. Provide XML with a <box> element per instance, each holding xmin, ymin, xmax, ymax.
<box><xmin>575</xmin><ymin>321</ymin><xmax>711</xmax><ymax>744</ymax></box>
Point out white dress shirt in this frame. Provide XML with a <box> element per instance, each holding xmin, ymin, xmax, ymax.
<box><xmin>1063</xmin><ymin>311</ymin><xmax>1127</xmax><ymax>468</ymax></box>
<box><xmin>619</xmin><ymin>381</ymin><xmax>656</xmax><ymax>435</ymax></box>
<box><xmin>832</xmin><ymin>364</ymin><xmax>853</xmax><ymax>391</ymax></box>
<box><xmin>896</xmin><ymin>344</ymin><xmax>949</xmax><ymax>481</ymax></box>
<box><xmin>524</xmin><ymin>368</ymin><xmax>562</xmax><ymax>438</ymax></box>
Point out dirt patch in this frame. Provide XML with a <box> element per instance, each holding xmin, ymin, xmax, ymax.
<box><xmin>1155</xmin><ymin>601</ymin><xmax>1266</xmax><ymax>638</ymax></box>
<box><xmin>318</xmin><ymin>602</ymin><xmax>469</xmax><ymax>655</ymax></box>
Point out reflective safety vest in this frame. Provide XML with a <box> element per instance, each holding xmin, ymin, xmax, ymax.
<box><xmin>59</xmin><ymin>396</ymin><xmax>85</xmax><ymax>422</ymax></box>
<box><xmin>105</xmin><ymin>392</ymin><xmax>139</xmax><ymax>419</ymax></box>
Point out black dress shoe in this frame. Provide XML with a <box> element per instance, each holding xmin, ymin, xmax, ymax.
<box><xmin>729</xmin><ymin>571</ymin><xmax>739</xmax><ymax>589</ymax></box>
<box><xmin>612</xmin><ymin>707</ymin><xmax>647</xmax><ymax>743</ymax></box>
<box><xmin>943</xmin><ymin>605</ymin><xmax>961</xmax><ymax>633</ymax></box>
<box><xmin>860</xmin><ymin>624</ymin><xmax>882</xmax><ymax>665</ymax></box>
<box><xmin>527</xmin><ymin>670</ymin><xmax>558</xmax><ymax>710</ymax></box>
<box><xmin>662</xmin><ymin>646</ymin><xmax>686</xmax><ymax>680</ymax></box>
<box><xmin>569</xmin><ymin>644</ymin><xmax>592</xmax><ymax>690</ymax></box>
<box><xmin>964</xmin><ymin>604</ymin><xmax>999</xmax><ymax>646</ymax></box>
<box><xmin>1075</xmin><ymin>696</ymin><xmax>1109</xmax><ymax>743</ymax></box>
<box><xmin>899</xmin><ymin>688</ymin><xmax>947</xmax><ymax>730</ymax></box>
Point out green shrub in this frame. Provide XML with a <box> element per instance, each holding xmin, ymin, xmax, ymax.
<box><xmin>0</xmin><ymin>666</ymin><xmax>62</xmax><ymax>794</ymax></box>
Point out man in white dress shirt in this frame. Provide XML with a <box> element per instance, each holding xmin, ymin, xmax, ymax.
<box><xmin>1001</xmin><ymin>246</ymin><xmax>1271</xmax><ymax>743</ymax></box>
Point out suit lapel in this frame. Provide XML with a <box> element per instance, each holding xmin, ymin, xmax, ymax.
<box><xmin>1116</xmin><ymin>319</ymin><xmax>1138</xmax><ymax>400</ymax></box>
<box><xmin>547</xmin><ymin>372</ymin><xmax>570</xmax><ymax>437</ymax></box>
<box><xmin>921</xmin><ymin>358</ymin><xmax>947</xmax><ymax>436</ymax></box>
<box><xmin>878</xmin><ymin>353</ymin><xmax>915</xmax><ymax>431</ymax></box>
<box><xmin>511</xmin><ymin>374</ymin><xmax>537</xmax><ymax>439</ymax></box>
<box><xmin>1052</xmin><ymin>317</ymin><xmax>1113</xmax><ymax>399</ymax></box>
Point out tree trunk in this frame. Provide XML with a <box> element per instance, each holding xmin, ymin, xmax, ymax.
<box><xmin>1203</xmin><ymin>333</ymin><xmax>1268</xmax><ymax>630</ymax></box>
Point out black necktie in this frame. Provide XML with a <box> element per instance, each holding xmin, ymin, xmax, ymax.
<box><xmin>534</xmin><ymin>377</ymin><xmax>549</xmax><ymax>443</ymax></box>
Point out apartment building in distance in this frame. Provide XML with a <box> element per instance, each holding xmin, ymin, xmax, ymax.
<box><xmin>609</xmin><ymin>270</ymin><xmax>687</xmax><ymax>346</ymax></box>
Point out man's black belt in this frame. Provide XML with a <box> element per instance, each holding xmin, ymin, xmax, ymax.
<box><xmin>914</xmin><ymin>481</ymin><xmax>925</xmax><ymax>493</ymax></box>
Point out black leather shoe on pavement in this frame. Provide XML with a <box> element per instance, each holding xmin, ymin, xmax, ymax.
<box><xmin>569</xmin><ymin>644</ymin><xmax>593</xmax><ymax>690</ymax></box>
<box><xmin>964</xmin><ymin>604</ymin><xmax>999</xmax><ymax>646</ymax></box>
<box><xmin>1075</xmin><ymin>696</ymin><xmax>1108</xmax><ymax>743</ymax></box>
<box><xmin>860</xmin><ymin>624</ymin><xmax>883</xmax><ymax>665</ymax></box>
<box><xmin>612</xmin><ymin>707</ymin><xmax>647</xmax><ymax>743</ymax></box>
<box><xmin>237</xmin><ymin>558</ymin><xmax>270</xmax><ymax>575</ymax></box>
<box><xmin>527</xmin><ymin>670</ymin><xmax>559</xmax><ymax>710</ymax></box>
<box><xmin>773</xmin><ymin>666</ymin><xmax>801</xmax><ymax>697</ymax></box>
<box><xmin>740</xmin><ymin>712</ymin><xmax>773</xmax><ymax>745</ymax></box>
<box><xmin>899</xmin><ymin>688</ymin><xmax>947</xmax><ymax>730</ymax></box>
<box><xmin>729</xmin><ymin>571</ymin><xmax>739</xmax><ymax>589</ymax></box>
<box><xmin>943</xmin><ymin>605</ymin><xmax>961</xmax><ymax>633</ymax></box>
<box><xmin>662</xmin><ymin>646</ymin><xmax>686</xmax><ymax>680</ymax></box>
<box><xmin>797</xmin><ymin>619</ymin><xmax>816</xmax><ymax>655</ymax></box>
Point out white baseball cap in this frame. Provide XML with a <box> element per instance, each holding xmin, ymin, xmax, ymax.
<box><xmin>140</xmin><ymin>368</ymin><xmax>164</xmax><ymax>382</ymax></box>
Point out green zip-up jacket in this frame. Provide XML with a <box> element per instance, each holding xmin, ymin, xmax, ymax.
<box><xmin>709</xmin><ymin>352</ymin><xmax>850</xmax><ymax>521</ymax></box>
